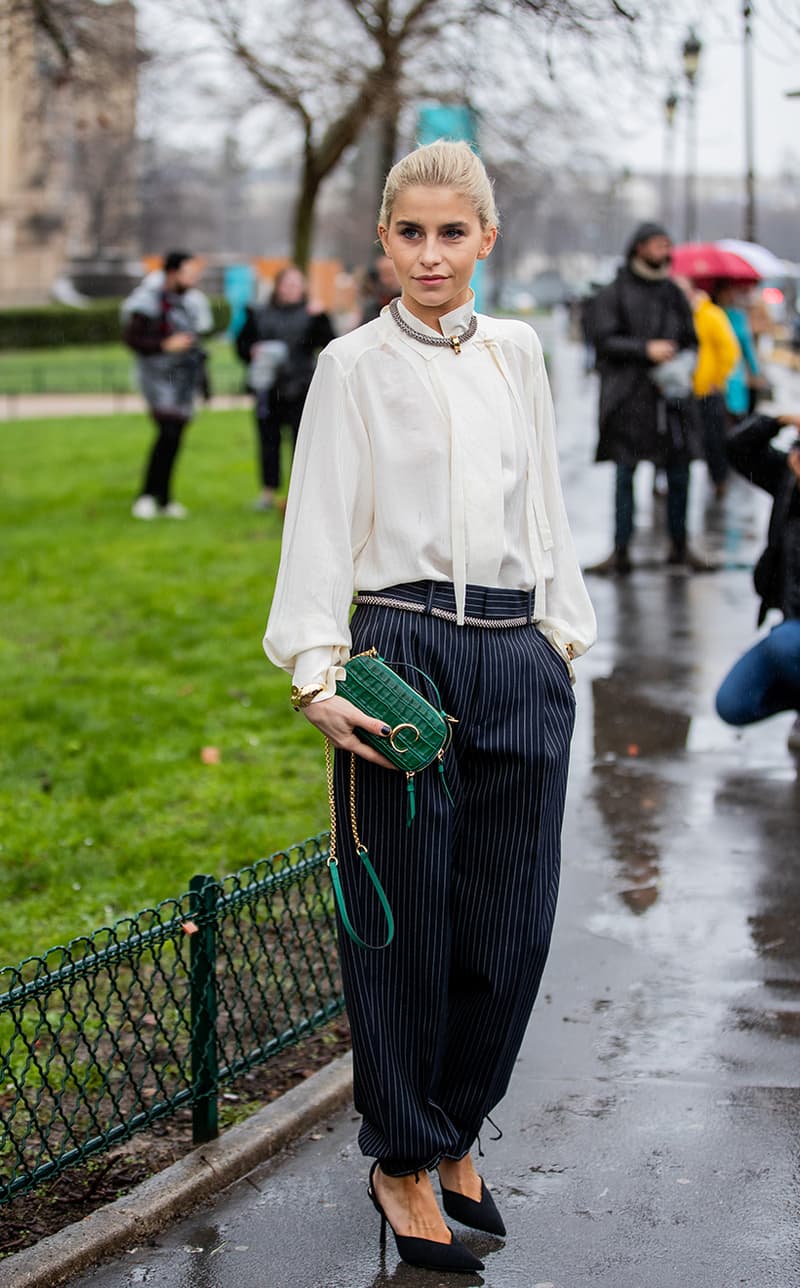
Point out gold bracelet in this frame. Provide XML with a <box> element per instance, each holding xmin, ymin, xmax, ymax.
<box><xmin>290</xmin><ymin>683</ymin><xmax>324</xmax><ymax>711</ymax></box>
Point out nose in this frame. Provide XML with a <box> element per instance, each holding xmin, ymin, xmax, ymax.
<box><xmin>419</xmin><ymin>236</ymin><xmax>443</xmax><ymax>267</ymax></box>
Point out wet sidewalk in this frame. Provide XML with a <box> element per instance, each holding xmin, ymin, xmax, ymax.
<box><xmin>68</xmin><ymin>323</ymin><xmax>800</xmax><ymax>1288</ymax></box>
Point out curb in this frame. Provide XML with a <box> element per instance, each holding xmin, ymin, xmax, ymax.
<box><xmin>0</xmin><ymin>1052</ymin><xmax>354</xmax><ymax>1288</ymax></box>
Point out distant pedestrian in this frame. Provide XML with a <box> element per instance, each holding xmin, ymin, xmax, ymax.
<box><xmin>576</xmin><ymin>286</ymin><xmax>602</xmax><ymax>373</ymax></box>
<box><xmin>715</xmin><ymin>411</ymin><xmax>800</xmax><ymax>753</ymax></box>
<box><xmin>585</xmin><ymin>223</ymin><xmax>707</xmax><ymax>575</ymax></box>
<box><xmin>235</xmin><ymin>265</ymin><xmax>334</xmax><ymax>511</ymax></box>
<box><xmin>359</xmin><ymin>255</ymin><xmax>401</xmax><ymax>323</ymax></box>
<box><xmin>675</xmin><ymin>277</ymin><xmax>741</xmax><ymax>499</ymax></box>
<box><xmin>747</xmin><ymin>289</ymin><xmax>773</xmax><ymax>371</ymax></box>
<box><xmin>122</xmin><ymin>252</ymin><xmax>212</xmax><ymax>520</ymax></box>
<box><xmin>711</xmin><ymin>281</ymin><xmax>765</xmax><ymax>422</ymax></box>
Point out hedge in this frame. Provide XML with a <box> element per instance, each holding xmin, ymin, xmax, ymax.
<box><xmin>0</xmin><ymin>298</ymin><xmax>231</xmax><ymax>350</ymax></box>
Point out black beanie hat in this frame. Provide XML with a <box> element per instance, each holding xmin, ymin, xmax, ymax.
<box><xmin>626</xmin><ymin>222</ymin><xmax>670</xmax><ymax>261</ymax></box>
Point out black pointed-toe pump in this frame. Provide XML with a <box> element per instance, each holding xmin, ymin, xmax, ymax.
<box><xmin>368</xmin><ymin>1162</ymin><xmax>485</xmax><ymax>1273</ymax></box>
<box><xmin>439</xmin><ymin>1175</ymin><xmax>506</xmax><ymax>1237</ymax></box>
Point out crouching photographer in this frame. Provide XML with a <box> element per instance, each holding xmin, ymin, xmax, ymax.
<box><xmin>715</xmin><ymin>411</ymin><xmax>800</xmax><ymax>752</ymax></box>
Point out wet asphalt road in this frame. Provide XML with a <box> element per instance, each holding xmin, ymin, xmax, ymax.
<box><xmin>72</xmin><ymin>322</ymin><xmax>800</xmax><ymax>1288</ymax></box>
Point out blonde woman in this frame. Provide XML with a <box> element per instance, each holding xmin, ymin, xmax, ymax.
<box><xmin>265</xmin><ymin>141</ymin><xmax>596</xmax><ymax>1273</ymax></box>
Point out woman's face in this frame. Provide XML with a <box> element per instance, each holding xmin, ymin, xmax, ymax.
<box><xmin>276</xmin><ymin>268</ymin><xmax>306</xmax><ymax>305</ymax></box>
<box><xmin>718</xmin><ymin>284</ymin><xmax>744</xmax><ymax>307</ymax></box>
<box><xmin>378</xmin><ymin>185</ymin><xmax>496</xmax><ymax>323</ymax></box>
<box><xmin>173</xmin><ymin>258</ymin><xmax>203</xmax><ymax>291</ymax></box>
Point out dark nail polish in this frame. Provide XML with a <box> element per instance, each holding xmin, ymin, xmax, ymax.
<box><xmin>380</xmin><ymin>725</ymin><xmax>391</xmax><ymax>736</ymax></box>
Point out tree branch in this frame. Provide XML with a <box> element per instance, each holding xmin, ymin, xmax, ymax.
<box><xmin>30</xmin><ymin>0</ymin><xmax>73</xmax><ymax>74</ymax></box>
<box><xmin>200</xmin><ymin>0</ymin><xmax>313</xmax><ymax>128</ymax></box>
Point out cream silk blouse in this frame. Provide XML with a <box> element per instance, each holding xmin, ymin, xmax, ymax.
<box><xmin>264</xmin><ymin>297</ymin><xmax>596</xmax><ymax>696</ymax></box>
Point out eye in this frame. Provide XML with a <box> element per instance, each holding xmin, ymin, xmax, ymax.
<box><xmin>399</xmin><ymin>227</ymin><xmax>421</xmax><ymax>240</ymax></box>
<box><xmin>443</xmin><ymin>228</ymin><xmax>465</xmax><ymax>240</ymax></box>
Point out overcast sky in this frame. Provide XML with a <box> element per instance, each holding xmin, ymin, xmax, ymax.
<box><xmin>616</xmin><ymin>0</ymin><xmax>800</xmax><ymax>179</ymax></box>
<box><xmin>137</xmin><ymin>0</ymin><xmax>800</xmax><ymax>186</ymax></box>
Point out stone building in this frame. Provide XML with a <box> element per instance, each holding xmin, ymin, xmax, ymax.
<box><xmin>0</xmin><ymin>0</ymin><xmax>138</xmax><ymax>307</ymax></box>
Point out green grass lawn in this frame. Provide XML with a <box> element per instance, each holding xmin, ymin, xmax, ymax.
<box><xmin>0</xmin><ymin>408</ymin><xmax>327</xmax><ymax>968</ymax></box>
<box><xmin>0</xmin><ymin>338</ymin><xmax>245</xmax><ymax>396</ymax></box>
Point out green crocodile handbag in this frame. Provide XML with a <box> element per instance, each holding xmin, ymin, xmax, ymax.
<box><xmin>324</xmin><ymin>649</ymin><xmax>456</xmax><ymax>950</ymax></box>
<box><xmin>336</xmin><ymin>648</ymin><xmax>455</xmax><ymax>776</ymax></box>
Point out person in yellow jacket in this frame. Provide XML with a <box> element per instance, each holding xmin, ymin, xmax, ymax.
<box><xmin>676</xmin><ymin>277</ymin><xmax>741</xmax><ymax>498</ymax></box>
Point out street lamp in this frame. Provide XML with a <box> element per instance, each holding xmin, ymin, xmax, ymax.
<box><xmin>682</xmin><ymin>28</ymin><xmax>701</xmax><ymax>82</ymax></box>
<box><xmin>743</xmin><ymin>2</ymin><xmax>757</xmax><ymax>241</ymax></box>
<box><xmin>682</xmin><ymin>27</ymin><xmax>702</xmax><ymax>242</ymax></box>
<box><xmin>662</xmin><ymin>88</ymin><xmax>679</xmax><ymax>228</ymax></box>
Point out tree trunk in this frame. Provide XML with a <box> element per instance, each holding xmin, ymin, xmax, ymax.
<box><xmin>292</xmin><ymin>132</ymin><xmax>324</xmax><ymax>269</ymax></box>
<box><xmin>376</xmin><ymin>106</ymin><xmax>398</xmax><ymax>211</ymax></box>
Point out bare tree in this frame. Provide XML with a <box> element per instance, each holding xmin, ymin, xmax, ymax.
<box><xmin>7</xmin><ymin>0</ymin><xmax>139</xmax><ymax>87</ymax></box>
<box><xmin>72</xmin><ymin>124</ymin><xmax>139</xmax><ymax>256</ymax></box>
<box><xmin>150</xmin><ymin>0</ymin><xmax>638</xmax><ymax>267</ymax></box>
<box><xmin>137</xmin><ymin>140</ymin><xmax>228</xmax><ymax>252</ymax></box>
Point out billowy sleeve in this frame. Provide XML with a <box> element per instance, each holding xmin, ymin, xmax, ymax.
<box><xmin>263</xmin><ymin>350</ymin><xmax>373</xmax><ymax>694</ymax></box>
<box><xmin>530</xmin><ymin>337</ymin><xmax>597</xmax><ymax>669</ymax></box>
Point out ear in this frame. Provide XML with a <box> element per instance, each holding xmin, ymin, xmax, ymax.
<box><xmin>377</xmin><ymin>225</ymin><xmax>391</xmax><ymax>257</ymax></box>
<box><xmin>477</xmin><ymin>226</ymin><xmax>497</xmax><ymax>261</ymax></box>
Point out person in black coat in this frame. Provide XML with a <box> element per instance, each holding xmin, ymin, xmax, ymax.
<box><xmin>236</xmin><ymin>265</ymin><xmax>335</xmax><ymax>510</ymax></box>
<box><xmin>360</xmin><ymin>255</ymin><xmax>401</xmax><ymax>324</ymax></box>
<box><xmin>585</xmin><ymin>222</ymin><xmax>705</xmax><ymax>575</ymax></box>
<box><xmin>715</xmin><ymin>411</ymin><xmax>800</xmax><ymax>752</ymax></box>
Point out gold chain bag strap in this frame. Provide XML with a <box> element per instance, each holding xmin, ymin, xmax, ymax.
<box><xmin>325</xmin><ymin>649</ymin><xmax>456</xmax><ymax>950</ymax></box>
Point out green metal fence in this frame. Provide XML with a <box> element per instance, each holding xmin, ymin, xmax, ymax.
<box><xmin>0</xmin><ymin>834</ymin><xmax>343</xmax><ymax>1204</ymax></box>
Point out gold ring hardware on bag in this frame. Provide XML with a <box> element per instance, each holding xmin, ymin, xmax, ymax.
<box><xmin>388</xmin><ymin>722</ymin><xmax>420</xmax><ymax>752</ymax></box>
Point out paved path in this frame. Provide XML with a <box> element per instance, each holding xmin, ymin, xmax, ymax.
<box><xmin>0</xmin><ymin>393</ymin><xmax>249</xmax><ymax>421</ymax></box>
<box><xmin>63</xmin><ymin>321</ymin><xmax>800</xmax><ymax>1287</ymax></box>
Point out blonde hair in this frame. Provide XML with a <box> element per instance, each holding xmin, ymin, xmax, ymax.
<box><xmin>378</xmin><ymin>140</ymin><xmax>499</xmax><ymax>230</ymax></box>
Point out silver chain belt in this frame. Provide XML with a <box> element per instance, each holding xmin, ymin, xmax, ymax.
<box><xmin>353</xmin><ymin>593</ymin><xmax>532</xmax><ymax>629</ymax></box>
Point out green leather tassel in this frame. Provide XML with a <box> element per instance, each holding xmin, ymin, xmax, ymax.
<box><xmin>438</xmin><ymin>755</ymin><xmax>455</xmax><ymax>806</ymax></box>
<box><xmin>406</xmin><ymin>773</ymin><xmax>416</xmax><ymax>826</ymax></box>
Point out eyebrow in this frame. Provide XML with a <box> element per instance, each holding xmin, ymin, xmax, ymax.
<box><xmin>395</xmin><ymin>220</ymin><xmax>470</xmax><ymax>232</ymax></box>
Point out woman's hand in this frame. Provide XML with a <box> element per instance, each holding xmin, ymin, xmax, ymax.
<box><xmin>162</xmin><ymin>332</ymin><xmax>195</xmax><ymax>353</ymax></box>
<box><xmin>302</xmin><ymin>695</ymin><xmax>397</xmax><ymax>769</ymax></box>
<box><xmin>646</xmin><ymin>339</ymin><xmax>677</xmax><ymax>364</ymax></box>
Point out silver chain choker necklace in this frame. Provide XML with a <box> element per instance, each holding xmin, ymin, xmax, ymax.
<box><xmin>389</xmin><ymin>297</ymin><xmax>477</xmax><ymax>355</ymax></box>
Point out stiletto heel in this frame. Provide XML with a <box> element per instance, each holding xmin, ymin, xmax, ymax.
<box><xmin>440</xmin><ymin>1176</ymin><xmax>506</xmax><ymax>1237</ymax></box>
<box><xmin>367</xmin><ymin>1162</ymin><xmax>485</xmax><ymax>1273</ymax></box>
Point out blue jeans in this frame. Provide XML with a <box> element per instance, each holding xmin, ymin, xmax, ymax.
<box><xmin>715</xmin><ymin>620</ymin><xmax>800</xmax><ymax>725</ymax></box>
<box><xmin>615</xmin><ymin>462</ymin><xmax>690</xmax><ymax>549</ymax></box>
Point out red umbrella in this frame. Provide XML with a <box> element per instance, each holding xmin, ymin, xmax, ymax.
<box><xmin>670</xmin><ymin>242</ymin><xmax>761</xmax><ymax>283</ymax></box>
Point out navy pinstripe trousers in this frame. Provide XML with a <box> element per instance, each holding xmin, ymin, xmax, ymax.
<box><xmin>333</xmin><ymin>581</ymin><xmax>576</xmax><ymax>1175</ymax></box>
